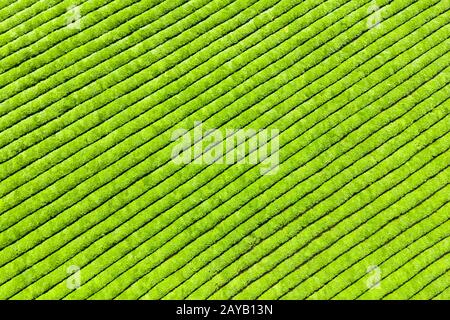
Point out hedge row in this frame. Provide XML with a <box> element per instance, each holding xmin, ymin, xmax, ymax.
<box><xmin>2</xmin><ymin>0</ymin><xmax>442</xmax><ymax>298</ymax></box>
<box><xmin>171</xmin><ymin>72</ymin><xmax>450</xmax><ymax>300</ymax></box>
<box><xmin>313</xmin><ymin>191</ymin><xmax>450</xmax><ymax>299</ymax></box>
<box><xmin>66</xmin><ymin>26</ymin><xmax>450</xmax><ymax>300</ymax></box>
<box><xmin>0</xmin><ymin>0</ymin><xmax>368</xmax><ymax>240</ymax></box>
<box><xmin>0</xmin><ymin>0</ymin><xmax>374</xmax><ymax>298</ymax></box>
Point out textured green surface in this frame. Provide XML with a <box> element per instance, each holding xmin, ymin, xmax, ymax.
<box><xmin>0</xmin><ymin>0</ymin><xmax>448</xmax><ymax>300</ymax></box>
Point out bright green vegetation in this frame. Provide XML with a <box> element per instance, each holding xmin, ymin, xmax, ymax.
<box><xmin>0</xmin><ymin>0</ymin><xmax>448</xmax><ymax>300</ymax></box>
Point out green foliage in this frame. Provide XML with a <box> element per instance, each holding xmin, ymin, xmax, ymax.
<box><xmin>0</xmin><ymin>0</ymin><xmax>448</xmax><ymax>300</ymax></box>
